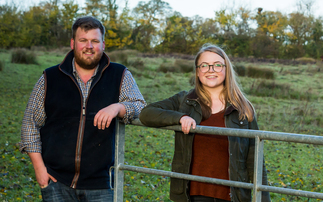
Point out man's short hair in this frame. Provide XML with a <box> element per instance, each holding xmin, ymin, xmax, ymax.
<box><xmin>72</xmin><ymin>16</ymin><xmax>105</xmax><ymax>40</ymax></box>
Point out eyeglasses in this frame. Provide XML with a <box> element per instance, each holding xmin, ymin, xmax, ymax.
<box><xmin>197</xmin><ymin>62</ymin><xmax>225</xmax><ymax>73</ymax></box>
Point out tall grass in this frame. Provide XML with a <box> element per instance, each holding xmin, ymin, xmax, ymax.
<box><xmin>174</xmin><ymin>59</ymin><xmax>194</xmax><ymax>73</ymax></box>
<box><xmin>157</xmin><ymin>63</ymin><xmax>177</xmax><ymax>73</ymax></box>
<box><xmin>129</xmin><ymin>58</ymin><xmax>145</xmax><ymax>70</ymax></box>
<box><xmin>246</xmin><ymin>80</ymin><xmax>316</xmax><ymax>101</ymax></box>
<box><xmin>233</xmin><ymin>64</ymin><xmax>247</xmax><ymax>76</ymax></box>
<box><xmin>247</xmin><ymin>65</ymin><xmax>275</xmax><ymax>79</ymax></box>
<box><xmin>0</xmin><ymin>60</ymin><xmax>4</xmax><ymax>71</ymax></box>
<box><xmin>157</xmin><ymin>59</ymin><xmax>194</xmax><ymax>73</ymax></box>
<box><xmin>107</xmin><ymin>50</ymin><xmax>128</xmax><ymax>65</ymax></box>
<box><xmin>11</xmin><ymin>49</ymin><xmax>38</xmax><ymax>64</ymax></box>
<box><xmin>295</xmin><ymin>57</ymin><xmax>316</xmax><ymax>64</ymax></box>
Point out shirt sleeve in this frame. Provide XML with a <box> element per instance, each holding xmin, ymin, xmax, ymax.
<box><xmin>19</xmin><ymin>75</ymin><xmax>46</xmax><ymax>154</ymax></box>
<box><xmin>119</xmin><ymin>70</ymin><xmax>146</xmax><ymax>124</ymax></box>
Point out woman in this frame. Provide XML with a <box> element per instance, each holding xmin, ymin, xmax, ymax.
<box><xmin>139</xmin><ymin>44</ymin><xmax>271</xmax><ymax>202</ymax></box>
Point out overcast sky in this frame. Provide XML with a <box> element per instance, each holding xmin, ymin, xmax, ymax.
<box><xmin>124</xmin><ymin>0</ymin><xmax>322</xmax><ymax>18</ymax></box>
<box><xmin>2</xmin><ymin>0</ymin><xmax>322</xmax><ymax>18</ymax></box>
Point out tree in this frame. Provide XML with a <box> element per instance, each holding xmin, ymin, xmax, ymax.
<box><xmin>131</xmin><ymin>0</ymin><xmax>171</xmax><ymax>51</ymax></box>
<box><xmin>156</xmin><ymin>13</ymin><xmax>218</xmax><ymax>54</ymax></box>
<box><xmin>214</xmin><ymin>8</ymin><xmax>239</xmax><ymax>56</ymax></box>
<box><xmin>236</xmin><ymin>7</ymin><xmax>252</xmax><ymax>35</ymax></box>
<box><xmin>61</xmin><ymin>0</ymin><xmax>80</xmax><ymax>43</ymax></box>
<box><xmin>0</xmin><ymin>4</ymin><xmax>21</xmax><ymax>48</ymax></box>
<box><xmin>104</xmin><ymin>1</ymin><xmax>133</xmax><ymax>50</ymax></box>
<box><xmin>215</xmin><ymin>9</ymin><xmax>237</xmax><ymax>36</ymax></box>
<box><xmin>231</xmin><ymin>7</ymin><xmax>253</xmax><ymax>57</ymax></box>
<box><xmin>250</xmin><ymin>32</ymin><xmax>279</xmax><ymax>58</ymax></box>
<box><xmin>104</xmin><ymin>0</ymin><xmax>118</xmax><ymax>21</ymax></box>
<box><xmin>252</xmin><ymin>8</ymin><xmax>288</xmax><ymax>58</ymax></box>
<box><xmin>296</xmin><ymin>0</ymin><xmax>315</xmax><ymax>17</ymax></box>
<box><xmin>46</xmin><ymin>1</ymin><xmax>63</xmax><ymax>45</ymax></box>
<box><xmin>155</xmin><ymin>13</ymin><xmax>191</xmax><ymax>53</ymax></box>
<box><xmin>254</xmin><ymin>9</ymin><xmax>287</xmax><ymax>41</ymax></box>
<box><xmin>19</xmin><ymin>5</ymin><xmax>44</xmax><ymax>48</ymax></box>
<box><xmin>285</xmin><ymin>12</ymin><xmax>313</xmax><ymax>58</ymax></box>
<box><xmin>305</xmin><ymin>17</ymin><xmax>323</xmax><ymax>59</ymax></box>
<box><xmin>199</xmin><ymin>17</ymin><xmax>219</xmax><ymax>40</ymax></box>
<box><xmin>85</xmin><ymin>0</ymin><xmax>105</xmax><ymax>19</ymax></box>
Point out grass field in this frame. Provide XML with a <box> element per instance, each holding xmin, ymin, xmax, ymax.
<box><xmin>0</xmin><ymin>49</ymin><xmax>323</xmax><ymax>202</ymax></box>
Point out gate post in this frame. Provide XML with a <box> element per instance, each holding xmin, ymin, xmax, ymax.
<box><xmin>253</xmin><ymin>136</ymin><xmax>264</xmax><ymax>202</ymax></box>
<box><xmin>114</xmin><ymin>120</ymin><xmax>125</xmax><ymax>202</ymax></box>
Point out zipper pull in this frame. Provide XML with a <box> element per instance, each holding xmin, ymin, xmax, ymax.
<box><xmin>83</xmin><ymin>107</ymin><xmax>86</xmax><ymax>116</ymax></box>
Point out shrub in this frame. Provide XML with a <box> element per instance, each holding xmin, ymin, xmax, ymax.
<box><xmin>317</xmin><ymin>62</ymin><xmax>323</xmax><ymax>72</ymax></box>
<box><xmin>163</xmin><ymin>77</ymin><xmax>177</xmax><ymax>85</ymax></box>
<box><xmin>0</xmin><ymin>60</ymin><xmax>4</xmax><ymax>71</ymax></box>
<box><xmin>316</xmin><ymin>117</ymin><xmax>322</xmax><ymax>127</ymax></box>
<box><xmin>189</xmin><ymin>74</ymin><xmax>195</xmax><ymax>86</ymax></box>
<box><xmin>129</xmin><ymin>58</ymin><xmax>145</xmax><ymax>70</ymax></box>
<box><xmin>11</xmin><ymin>49</ymin><xmax>38</xmax><ymax>64</ymax></box>
<box><xmin>142</xmin><ymin>72</ymin><xmax>154</xmax><ymax>79</ymax></box>
<box><xmin>295</xmin><ymin>57</ymin><xmax>316</xmax><ymax>64</ymax></box>
<box><xmin>234</xmin><ymin>64</ymin><xmax>246</xmax><ymax>76</ymax></box>
<box><xmin>247</xmin><ymin>66</ymin><xmax>274</xmax><ymax>79</ymax></box>
<box><xmin>174</xmin><ymin>59</ymin><xmax>194</xmax><ymax>73</ymax></box>
<box><xmin>157</xmin><ymin>63</ymin><xmax>177</xmax><ymax>73</ymax></box>
<box><xmin>247</xmin><ymin>80</ymin><xmax>315</xmax><ymax>101</ymax></box>
<box><xmin>158</xmin><ymin>60</ymin><xmax>194</xmax><ymax>73</ymax></box>
<box><xmin>121</xmin><ymin>49</ymin><xmax>140</xmax><ymax>56</ymax></box>
<box><xmin>165</xmin><ymin>72</ymin><xmax>172</xmax><ymax>78</ymax></box>
<box><xmin>108</xmin><ymin>52</ymin><xmax>117</xmax><ymax>62</ymax></box>
<box><xmin>31</xmin><ymin>46</ymin><xmax>48</xmax><ymax>52</ymax></box>
<box><xmin>107</xmin><ymin>50</ymin><xmax>128</xmax><ymax>65</ymax></box>
<box><xmin>57</xmin><ymin>47</ymin><xmax>71</xmax><ymax>55</ymax></box>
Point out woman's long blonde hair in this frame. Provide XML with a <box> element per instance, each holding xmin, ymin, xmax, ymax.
<box><xmin>194</xmin><ymin>44</ymin><xmax>255</xmax><ymax>122</ymax></box>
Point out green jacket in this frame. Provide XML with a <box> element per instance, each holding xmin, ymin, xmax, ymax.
<box><xmin>139</xmin><ymin>90</ymin><xmax>271</xmax><ymax>202</ymax></box>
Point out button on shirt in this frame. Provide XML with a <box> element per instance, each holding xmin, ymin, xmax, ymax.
<box><xmin>20</xmin><ymin>59</ymin><xmax>146</xmax><ymax>153</ymax></box>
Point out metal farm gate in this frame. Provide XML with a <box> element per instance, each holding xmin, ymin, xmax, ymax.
<box><xmin>111</xmin><ymin>119</ymin><xmax>323</xmax><ymax>202</ymax></box>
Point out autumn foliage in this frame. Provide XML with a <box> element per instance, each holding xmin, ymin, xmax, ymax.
<box><xmin>0</xmin><ymin>0</ymin><xmax>323</xmax><ymax>59</ymax></box>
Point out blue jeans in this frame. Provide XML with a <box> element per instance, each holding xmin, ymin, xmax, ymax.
<box><xmin>41</xmin><ymin>180</ymin><xmax>113</xmax><ymax>202</ymax></box>
<box><xmin>190</xmin><ymin>195</ymin><xmax>231</xmax><ymax>202</ymax></box>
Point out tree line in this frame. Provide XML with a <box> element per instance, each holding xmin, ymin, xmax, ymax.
<box><xmin>1</xmin><ymin>0</ymin><xmax>323</xmax><ymax>59</ymax></box>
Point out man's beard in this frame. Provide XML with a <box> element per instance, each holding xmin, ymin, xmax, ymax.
<box><xmin>74</xmin><ymin>49</ymin><xmax>102</xmax><ymax>70</ymax></box>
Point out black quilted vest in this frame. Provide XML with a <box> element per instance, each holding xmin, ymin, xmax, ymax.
<box><xmin>40</xmin><ymin>51</ymin><xmax>125</xmax><ymax>189</ymax></box>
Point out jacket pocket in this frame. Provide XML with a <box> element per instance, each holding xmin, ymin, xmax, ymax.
<box><xmin>232</xmin><ymin>118</ymin><xmax>249</xmax><ymax>129</ymax></box>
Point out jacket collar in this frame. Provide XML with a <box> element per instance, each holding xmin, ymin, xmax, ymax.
<box><xmin>58</xmin><ymin>50</ymin><xmax>110</xmax><ymax>77</ymax></box>
<box><xmin>187</xmin><ymin>89</ymin><xmax>237</xmax><ymax>115</ymax></box>
<box><xmin>187</xmin><ymin>89</ymin><xmax>198</xmax><ymax>100</ymax></box>
<box><xmin>224</xmin><ymin>104</ymin><xmax>236</xmax><ymax>116</ymax></box>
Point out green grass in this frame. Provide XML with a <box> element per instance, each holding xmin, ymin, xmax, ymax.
<box><xmin>0</xmin><ymin>52</ymin><xmax>44</xmax><ymax>201</ymax></box>
<box><xmin>1</xmin><ymin>50</ymin><xmax>323</xmax><ymax>201</ymax></box>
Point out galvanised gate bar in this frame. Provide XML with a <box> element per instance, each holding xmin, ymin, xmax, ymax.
<box><xmin>111</xmin><ymin>119</ymin><xmax>323</xmax><ymax>202</ymax></box>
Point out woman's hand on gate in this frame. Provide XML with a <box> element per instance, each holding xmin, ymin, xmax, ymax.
<box><xmin>179</xmin><ymin>116</ymin><xmax>196</xmax><ymax>134</ymax></box>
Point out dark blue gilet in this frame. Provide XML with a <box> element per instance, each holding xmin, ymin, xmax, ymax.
<box><xmin>40</xmin><ymin>51</ymin><xmax>126</xmax><ymax>189</ymax></box>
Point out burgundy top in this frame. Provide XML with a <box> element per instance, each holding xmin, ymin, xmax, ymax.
<box><xmin>190</xmin><ymin>110</ymin><xmax>230</xmax><ymax>201</ymax></box>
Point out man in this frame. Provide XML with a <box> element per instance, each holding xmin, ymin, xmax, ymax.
<box><xmin>20</xmin><ymin>16</ymin><xmax>146</xmax><ymax>201</ymax></box>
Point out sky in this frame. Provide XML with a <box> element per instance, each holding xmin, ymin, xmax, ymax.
<box><xmin>2</xmin><ymin>0</ymin><xmax>323</xmax><ymax>18</ymax></box>
<box><xmin>121</xmin><ymin>0</ymin><xmax>323</xmax><ymax>18</ymax></box>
